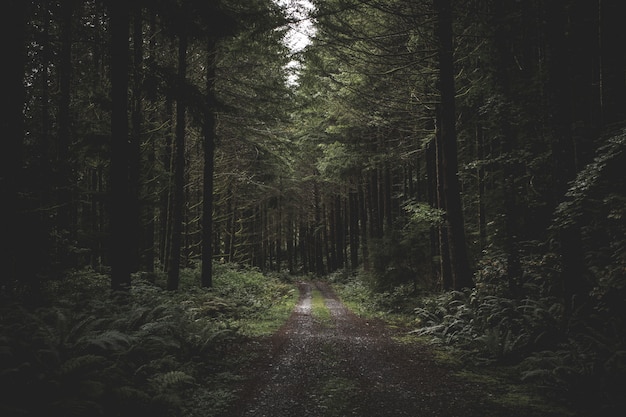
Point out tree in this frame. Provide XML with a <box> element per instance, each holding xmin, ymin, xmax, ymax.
<box><xmin>109</xmin><ymin>0</ymin><xmax>132</xmax><ymax>291</ymax></box>
<box><xmin>167</xmin><ymin>4</ymin><xmax>189</xmax><ymax>291</ymax></box>
<box><xmin>433</xmin><ymin>0</ymin><xmax>472</xmax><ymax>290</ymax></box>
<box><xmin>57</xmin><ymin>0</ymin><xmax>75</xmax><ymax>242</ymax></box>
<box><xmin>1</xmin><ymin>0</ymin><xmax>29</xmax><ymax>295</ymax></box>
<box><xmin>201</xmin><ymin>39</ymin><xmax>218</xmax><ymax>288</ymax></box>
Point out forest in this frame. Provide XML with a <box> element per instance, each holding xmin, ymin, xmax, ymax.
<box><xmin>1</xmin><ymin>0</ymin><xmax>625</xmax><ymax>416</ymax></box>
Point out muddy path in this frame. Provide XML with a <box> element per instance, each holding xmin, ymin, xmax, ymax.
<box><xmin>228</xmin><ymin>282</ymin><xmax>543</xmax><ymax>417</ymax></box>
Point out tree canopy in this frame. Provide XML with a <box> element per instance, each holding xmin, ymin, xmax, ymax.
<box><xmin>1</xmin><ymin>0</ymin><xmax>625</xmax><ymax>414</ymax></box>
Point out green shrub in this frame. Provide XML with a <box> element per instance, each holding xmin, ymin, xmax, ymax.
<box><xmin>1</xmin><ymin>265</ymin><xmax>296</xmax><ymax>417</ymax></box>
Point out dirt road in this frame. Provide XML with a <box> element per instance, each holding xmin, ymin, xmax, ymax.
<box><xmin>230</xmin><ymin>282</ymin><xmax>538</xmax><ymax>417</ymax></box>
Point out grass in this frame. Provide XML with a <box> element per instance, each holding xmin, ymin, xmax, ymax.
<box><xmin>236</xmin><ymin>287</ymin><xmax>298</xmax><ymax>337</ymax></box>
<box><xmin>311</xmin><ymin>288</ymin><xmax>332</xmax><ymax>325</ymax></box>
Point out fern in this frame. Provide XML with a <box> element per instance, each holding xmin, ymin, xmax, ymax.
<box><xmin>79</xmin><ymin>329</ymin><xmax>135</xmax><ymax>353</ymax></box>
<box><xmin>150</xmin><ymin>370</ymin><xmax>195</xmax><ymax>391</ymax></box>
<box><xmin>59</xmin><ymin>354</ymin><xmax>106</xmax><ymax>377</ymax></box>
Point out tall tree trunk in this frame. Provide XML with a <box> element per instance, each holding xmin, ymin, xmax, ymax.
<box><xmin>335</xmin><ymin>193</ymin><xmax>345</xmax><ymax>269</ymax></box>
<box><xmin>349</xmin><ymin>189</ymin><xmax>359</xmax><ymax>269</ymax></box>
<box><xmin>58</xmin><ymin>0</ymin><xmax>74</xmax><ymax>243</ymax></box>
<box><xmin>358</xmin><ymin>180</ymin><xmax>369</xmax><ymax>271</ymax></box>
<box><xmin>314</xmin><ymin>180</ymin><xmax>324</xmax><ymax>275</ymax></box>
<box><xmin>599</xmin><ymin>0</ymin><xmax>626</xmax><ymax>126</ymax></box>
<box><xmin>1</xmin><ymin>0</ymin><xmax>28</xmax><ymax>295</ymax></box>
<box><xmin>476</xmin><ymin>124</ymin><xmax>487</xmax><ymax>251</ymax></box>
<box><xmin>225</xmin><ymin>187</ymin><xmax>234</xmax><ymax>262</ymax></box>
<box><xmin>544</xmin><ymin>0</ymin><xmax>583</xmax><ymax>310</ymax></box>
<box><xmin>434</xmin><ymin>130</ymin><xmax>452</xmax><ymax>290</ymax></box>
<box><xmin>434</xmin><ymin>0</ymin><xmax>472</xmax><ymax>290</ymax></box>
<box><xmin>130</xmin><ymin>4</ymin><xmax>143</xmax><ymax>273</ymax></box>
<box><xmin>328</xmin><ymin>201</ymin><xmax>337</xmax><ymax>272</ymax></box>
<box><xmin>299</xmin><ymin>218</ymin><xmax>308</xmax><ymax>272</ymax></box>
<box><xmin>167</xmin><ymin>27</ymin><xmax>188</xmax><ymax>291</ymax></box>
<box><xmin>384</xmin><ymin>163</ymin><xmax>393</xmax><ymax>230</ymax></box>
<box><xmin>142</xmin><ymin>9</ymin><xmax>157</xmax><ymax>273</ymax></box>
<box><xmin>38</xmin><ymin>0</ymin><xmax>54</xmax><ymax>276</ymax></box>
<box><xmin>426</xmin><ymin>140</ymin><xmax>441</xmax><ymax>286</ymax></box>
<box><xmin>491</xmin><ymin>0</ymin><xmax>522</xmax><ymax>295</ymax></box>
<box><xmin>276</xmin><ymin>190</ymin><xmax>283</xmax><ymax>272</ymax></box>
<box><xmin>159</xmin><ymin>97</ymin><xmax>174</xmax><ymax>271</ymax></box>
<box><xmin>201</xmin><ymin>40</ymin><xmax>218</xmax><ymax>287</ymax></box>
<box><xmin>368</xmin><ymin>170</ymin><xmax>379</xmax><ymax>238</ymax></box>
<box><xmin>110</xmin><ymin>1</ymin><xmax>132</xmax><ymax>291</ymax></box>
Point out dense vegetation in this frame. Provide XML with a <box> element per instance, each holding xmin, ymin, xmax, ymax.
<box><xmin>1</xmin><ymin>264</ymin><xmax>296</xmax><ymax>416</ymax></box>
<box><xmin>1</xmin><ymin>0</ymin><xmax>625</xmax><ymax>416</ymax></box>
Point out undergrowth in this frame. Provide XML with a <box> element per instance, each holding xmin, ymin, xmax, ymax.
<box><xmin>0</xmin><ymin>263</ymin><xmax>296</xmax><ymax>417</ymax></box>
<box><xmin>331</xmin><ymin>260</ymin><xmax>626</xmax><ymax>417</ymax></box>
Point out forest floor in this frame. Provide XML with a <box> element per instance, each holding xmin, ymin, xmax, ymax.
<box><xmin>224</xmin><ymin>281</ymin><xmax>574</xmax><ymax>417</ymax></box>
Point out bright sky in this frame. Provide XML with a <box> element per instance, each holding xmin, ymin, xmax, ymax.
<box><xmin>276</xmin><ymin>0</ymin><xmax>316</xmax><ymax>53</ymax></box>
<box><xmin>275</xmin><ymin>0</ymin><xmax>316</xmax><ymax>85</ymax></box>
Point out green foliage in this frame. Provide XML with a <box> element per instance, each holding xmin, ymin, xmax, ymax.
<box><xmin>316</xmin><ymin>141</ymin><xmax>363</xmax><ymax>182</ymax></box>
<box><xmin>0</xmin><ymin>265</ymin><xmax>297</xmax><ymax>417</ymax></box>
<box><xmin>332</xmin><ymin>271</ymin><xmax>421</xmax><ymax>320</ymax></box>
<box><xmin>366</xmin><ymin>202</ymin><xmax>442</xmax><ymax>291</ymax></box>
<box><xmin>553</xmin><ymin>131</ymin><xmax>626</xmax><ymax>230</ymax></box>
<box><xmin>411</xmin><ymin>249</ymin><xmax>566</xmax><ymax>364</ymax></box>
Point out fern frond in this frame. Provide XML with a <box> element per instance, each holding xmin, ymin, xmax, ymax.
<box><xmin>150</xmin><ymin>370</ymin><xmax>195</xmax><ymax>391</ymax></box>
<box><xmin>80</xmin><ymin>330</ymin><xmax>134</xmax><ymax>353</ymax></box>
<box><xmin>60</xmin><ymin>354</ymin><xmax>107</xmax><ymax>376</ymax></box>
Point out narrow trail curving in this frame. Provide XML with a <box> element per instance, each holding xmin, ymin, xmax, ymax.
<box><xmin>228</xmin><ymin>282</ymin><xmax>548</xmax><ymax>417</ymax></box>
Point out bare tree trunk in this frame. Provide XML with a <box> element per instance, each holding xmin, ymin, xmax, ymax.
<box><xmin>434</xmin><ymin>0</ymin><xmax>472</xmax><ymax>290</ymax></box>
<box><xmin>1</xmin><ymin>0</ymin><xmax>28</xmax><ymax>295</ymax></box>
<box><xmin>426</xmin><ymin>139</ymin><xmax>441</xmax><ymax>286</ymax></box>
<box><xmin>201</xmin><ymin>39</ymin><xmax>217</xmax><ymax>287</ymax></box>
<box><xmin>349</xmin><ymin>189</ymin><xmax>359</xmax><ymax>269</ymax></box>
<box><xmin>129</xmin><ymin>4</ymin><xmax>143</xmax><ymax>273</ymax></box>
<box><xmin>434</xmin><ymin>130</ymin><xmax>452</xmax><ymax>290</ymax></box>
<box><xmin>491</xmin><ymin>0</ymin><xmax>522</xmax><ymax>296</ymax></box>
<box><xmin>167</xmin><ymin>27</ymin><xmax>188</xmax><ymax>291</ymax></box>
<box><xmin>474</xmin><ymin>129</ymin><xmax>486</xmax><ymax>255</ymax></box>
<box><xmin>110</xmin><ymin>1</ymin><xmax>132</xmax><ymax>291</ymax></box>
<box><xmin>358</xmin><ymin>180</ymin><xmax>369</xmax><ymax>271</ymax></box>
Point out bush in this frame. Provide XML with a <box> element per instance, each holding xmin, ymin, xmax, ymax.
<box><xmin>0</xmin><ymin>264</ymin><xmax>296</xmax><ymax>417</ymax></box>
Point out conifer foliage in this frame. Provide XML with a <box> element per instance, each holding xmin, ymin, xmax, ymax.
<box><xmin>1</xmin><ymin>0</ymin><xmax>626</xmax><ymax>414</ymax></box>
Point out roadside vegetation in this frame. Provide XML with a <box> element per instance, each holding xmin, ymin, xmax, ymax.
<box><xmin>330</xmin><ymin>268</ymin><xmax>624</xmax><ymax>417</ymax></box>
<box><xmin>0</xmin><ymin>264</ymin><xmax>297</xmax><ymax>417</ymax></box>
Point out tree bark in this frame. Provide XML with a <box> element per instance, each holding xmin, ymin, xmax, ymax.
<box><xmin>58</xmin><ymin>0</ymin><xmax>74</xmax><ymax>240</ymax></box>
<box><xmin>110</xmin><ymin>1</ymin><xmax>132</xmax><ymax>291</ymax></box>
<box><xmin>434</xmin><ymin>0</ymin><xmax>472</xmax><ymax>290</ymax></box>
<box><xmin>1</xmin><ymin>0</ymin><xmax>28</xmax><ymax>295</ymax></box>
<box><xmin>358</xmin><ymin>180</ymin><xmax>369</xmax><ymax>271</ymax></box>
<box><xmin>167</xmin><ymin>26</ymin><xmax>188</xmax><ymax>291</ymax></box>
<box><xmin>201</xmin><ymin>39</ymin><xmax>217</xmax><ymax>287</ymax></box>
<box><xmin>349</xmin><ymin>189</ymin><xmax>359</xmax><ymax>269</ymax></box>
<box><xmin>492</xmin><ymin>0</ymin><xmax>521</xmax><ymax>295</ymax></box>
<box><xmin>434</xmin><ymin>130</ymin><xmax>452</xmax><ymax>290</ymax></box>
<box><xmin>130</xmin><ymin>4</ymin><xmax>143</xmax><ymax>273</ymax></box>
<box><xmin>599</xmin><ymin>0</ymin><xmax>626</xmax><ymax>126</ymax></box>
<box><xmin>426</xmin><ymin>139</ymin><xmax>441</xmax><ymax>286</ymax></box>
